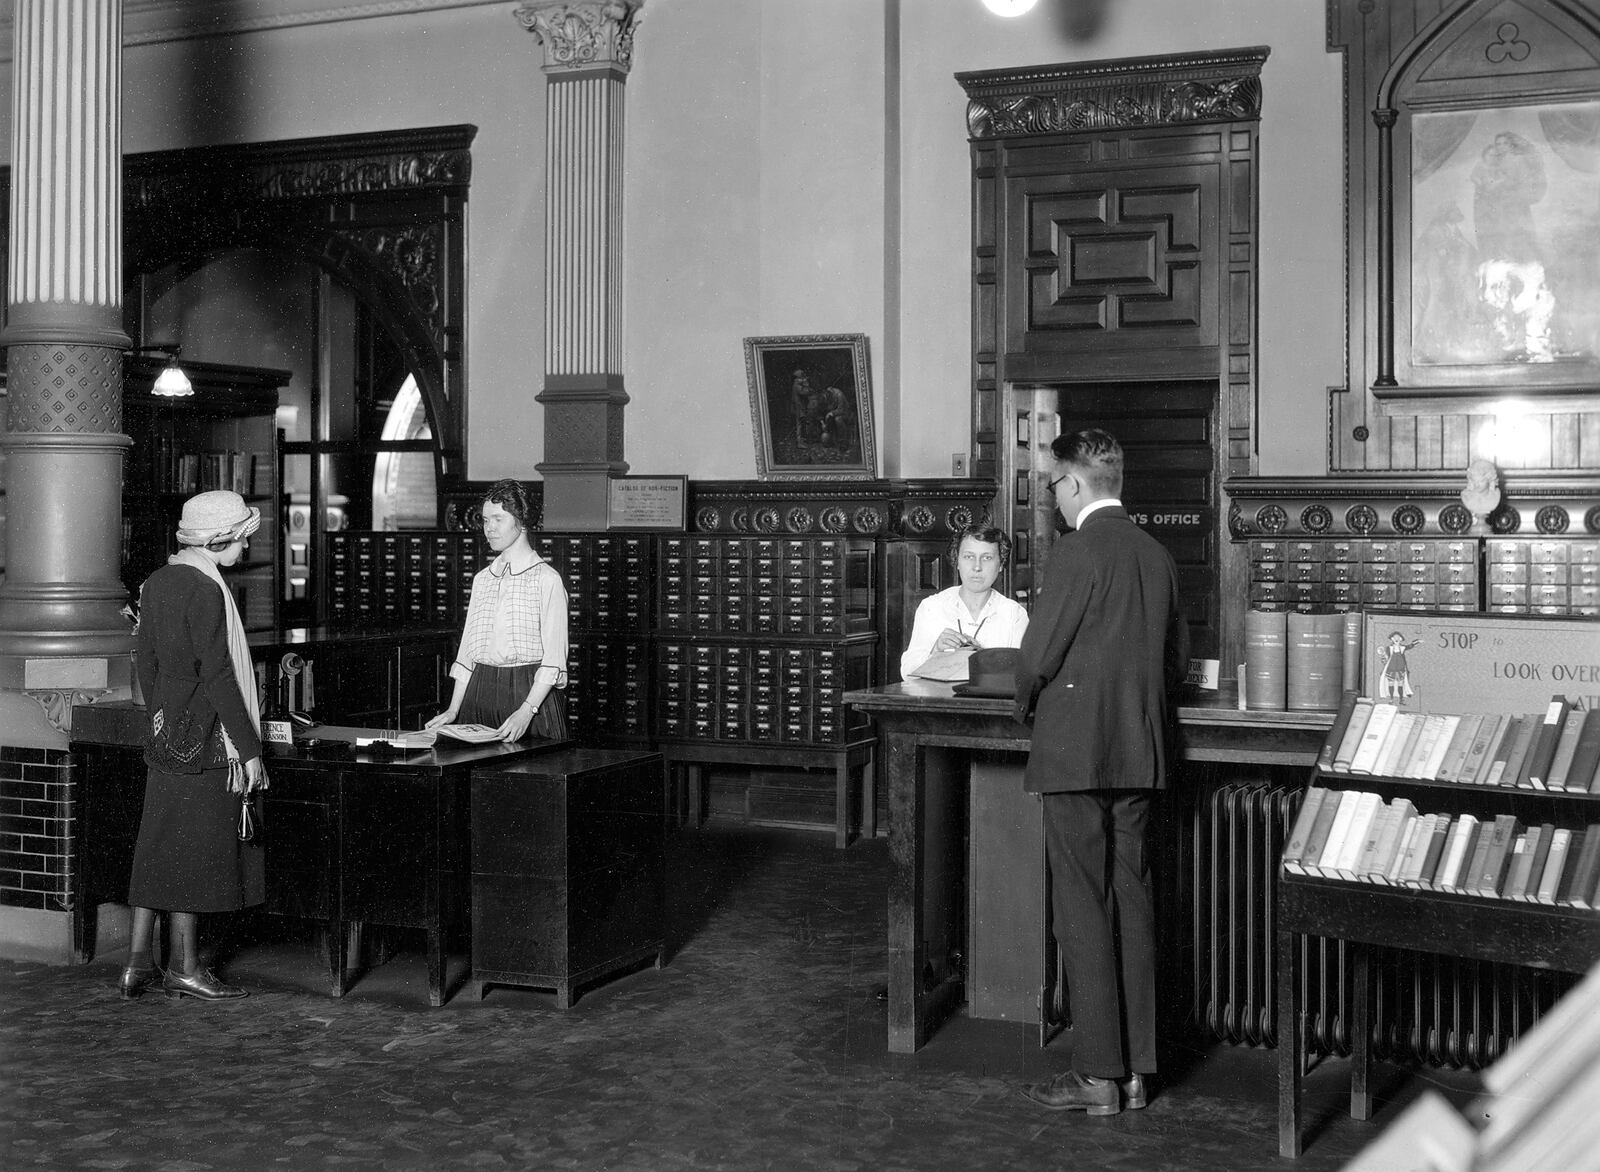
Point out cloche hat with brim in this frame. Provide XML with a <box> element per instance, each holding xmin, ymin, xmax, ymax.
<box><xmin>175</xmin><ymin>490</ymin><xmax>261</xmax><ymax>547</ymax></box>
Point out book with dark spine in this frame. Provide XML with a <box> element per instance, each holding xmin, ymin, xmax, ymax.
<box><xmin>1415</xmin><ymin>818</ymin><xmax>1452</xmax><ymax>890</ymax></box>
<box><xmin>1545</xmin><ymin>708</ymin><xmax>1590</xmax><ymax>792</ymax></box>
<box><xmin>1469</xmin><ymin>814</ymin><xmax>1519</xmax><ymax>898</ymax></box>
<box><xmin>1520</xmin><ymin>825</ymin><xmax>1555</xmax><ymax>903</ymax></box>
<box><xmin>1484</xmin><ymin>714</ymin><xmax>1527</xmax><ymax>787</ymax></box>
<box><xmin>1340</xmin><ymin>610</ymin><xmax>1363</xmax><ymax>694</ymax></box>
<box><xmin>1561</xmin><ymin>825</ymin><xmax>1600</xmax><ymax>909</ymax></box>
<box><xmin>1525</xmin><ymin>696</ymin><xmax>1575</xmax><ymax>789</ymax></box>
<box><xmin>1563</xmin><ymin>709</ymin><xmax>1600</xmax><ymax>794</ymax></box>
<box><xmin>1500</xmin><ymin>716</ymin><xmax>1542</xmax><ymax>790</ymax></box>
<box><xmin>1535</xmin><ymin>828</ymin><xmax>1573</xmax><ymax>905</ymax></box>
<box><xmin>1317</xmin><ymin>692</ymin><xmax>1361</xmax><ymax>773</ymax></box>
<box><xmin>1395</xmin><ymin>813</ymin><xmax>1437</xmax><ymax>887</ymax></box>
<box><xmin>1555</xmin><ymin>829</ymin><xmax>1589</xmax><ymax>906</ymax></box>
<box><xmin>1502</xmin><ymin>831</ymin><xmax>1534</xmax><ymax>901</ymax></box>
<box><xmin>1460</xmin><ymin>813</ymin><xmax>1498</xmax><ymax>895</ymax></box>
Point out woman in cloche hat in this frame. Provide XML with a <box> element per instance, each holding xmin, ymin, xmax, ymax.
<box><xmin>120</xmin><ymin>490</ymin><xmax>267</xmax><ymax>1001</ymax></box>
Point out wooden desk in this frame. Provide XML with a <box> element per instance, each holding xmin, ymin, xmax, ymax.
<box><xmin>70</xmin><ymin>703</ymin><xmax>565</xmax><ymax>1006</ymax></box>
<box><xmin>842</xmin><ymin>682</ymin><xmax>1331</xmax><ymax>1054</ymax></box>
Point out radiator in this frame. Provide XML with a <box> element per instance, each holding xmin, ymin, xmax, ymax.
<box><xmin>1179</xmin><ymin>775</ymin><xmax>1576</xmax><ymax>1070</ymax></box>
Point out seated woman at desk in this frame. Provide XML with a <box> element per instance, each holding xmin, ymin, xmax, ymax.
<box><xmin>899</xmin><ymin>524</ymin><xmax>1029</xmax><ymax>680</ymax></box>
<box><xmin>427</xmin><ymin>479</ymin><xmax>569</xmax><ymax>741</ymax></box>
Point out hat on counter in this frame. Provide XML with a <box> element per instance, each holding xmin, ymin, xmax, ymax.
<box><xmin>952</xmin><ymin>647</ymin><xmax>1020</xmax><ymax>698</ymax></box>
<box><xmin>176</xmin><ymin>490</ymin><xmax>261</xmax><ymax>547</ymax></box>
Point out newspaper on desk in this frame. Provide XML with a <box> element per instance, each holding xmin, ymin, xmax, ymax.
<box><xmin>907</xmin><ymin>647</ymin><xmax>974</xmax><ymax>682</ymax></box>
<box><xmin>351</xmin><ymin>724</ymin><xmax>503</xmax><ymax>750</ymax></box>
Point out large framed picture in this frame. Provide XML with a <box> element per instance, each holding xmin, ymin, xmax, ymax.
<box><xmin>743</xmin><ymin>334</ymin><xmax>875</xmax><ymax>480</ymax></box>
<box><xmin>1405</xmin><ymin>99</ymin><xmax>1600</xmax><ymax>387</ymax></box>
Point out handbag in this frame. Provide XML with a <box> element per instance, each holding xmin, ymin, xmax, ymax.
<box><xmin>237</xmin><ymin>792</ymin><xmax>262</xmax><ymax>843</ymax></box>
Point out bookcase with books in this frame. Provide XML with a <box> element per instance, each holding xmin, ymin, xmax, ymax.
<box><xmin>121</xmin><ymin>358</ymin><xmax>290</xmax><ymax>634</ymax></box>
<box><xmin>1276</xmin><ymin>676</ymin><xmax>1600</xmax><ymax>1156</ymax></box>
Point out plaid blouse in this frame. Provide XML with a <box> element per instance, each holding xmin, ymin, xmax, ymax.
<box><xmin>451</xmin><ymin>553</ymin><xmax>569</xmax><ymax>687</ymax></box>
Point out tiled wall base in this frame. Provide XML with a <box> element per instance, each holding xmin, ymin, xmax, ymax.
<box><xmin>0</xmin><ymin>903</ymin><xmax>128</xmax><ymax>964</ymax></box>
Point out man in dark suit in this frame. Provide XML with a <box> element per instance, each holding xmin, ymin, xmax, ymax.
<box><xmin>1014</xmin><ymin>429</ymin><xmax>1188</xmax><ymax>1115</ymax></box>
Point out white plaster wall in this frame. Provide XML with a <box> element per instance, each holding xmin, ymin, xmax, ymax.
<box><xmin>0</xmin><ymin>0</ymin><xmax>1345</xmax><ymax>481</ymax></box>
<box><xmin>896</xmin><ymin>0</ymin><xmax>1345</xmax><ymax>478</ymax></box>
<box><xmin>117</xmin><ymin>3</ymin><xmax>549</xmax><ymax>482</ymax></box>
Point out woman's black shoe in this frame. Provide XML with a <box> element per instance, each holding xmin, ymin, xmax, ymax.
<box><xmin>163</xmin><ymin>968</ymin><xmax>247</xmax><ymax>1000</ymax></box>
<box><xmin>117</xmin><ymin>964</ymin><xmax>163</xmax><ymax>1000</ymax></box>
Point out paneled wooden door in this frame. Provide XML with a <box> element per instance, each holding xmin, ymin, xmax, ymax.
<box><xmin>1012</xmin><ymin>382</ymin><xmax>1220</xmax><ymax>660</ymax></box>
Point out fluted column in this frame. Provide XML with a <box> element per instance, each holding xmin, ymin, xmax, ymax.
<box><xmin>516</xmin><ymin>0</ymin><xmax>641</xmax><ymax>529</ymax></box>
<box><xmin>0</xmin><ymin>0</ymin><xmax>131</xmax><ymax>709</ymax></box>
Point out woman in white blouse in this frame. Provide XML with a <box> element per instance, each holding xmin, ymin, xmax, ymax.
<box><xmin>426</xmin><ymin>479</ymin><xmax>569</xmax><ymax>741</ymax></box>
<box><xmin>899</xmin><ymin>525</ymin><xmax>1029</xmax><ymax>681</ymax></box>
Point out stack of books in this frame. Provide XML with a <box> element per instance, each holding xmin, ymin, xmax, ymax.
<box><xmin>1283</xmin><ymin>785</ymin><xmax>1600</xmax><ymax>906</ymax></box>
<box><xmin>1317</xmin><ymin>693</ymin><xmax>1600</xmax><ymax>792</ymax></box>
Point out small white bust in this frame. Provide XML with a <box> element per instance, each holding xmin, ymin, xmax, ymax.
<box><xmin>1460</xmin><ymin>458</ymin><xmax>1501</xmax><ymax>519</ymax></box>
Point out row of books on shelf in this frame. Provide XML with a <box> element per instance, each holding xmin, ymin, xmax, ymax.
<box><xmin>1318</xmin><ymin>693</ymin><xmax>1600</xmax><ymax>792</ymax></box>
<box><xmin>149</xmin><ymin>449</ymin><xmax>268</xmax><ymax>496</ymax></box>
<box><xmin>1284</xmin><ymin>786</ymin><xmax>1600</xmax><ymax>907</ymax></box>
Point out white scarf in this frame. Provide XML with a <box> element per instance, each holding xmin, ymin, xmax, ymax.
<box><xmin>169</xmin><ymin>548</ymin><xmax>260</xmax><ymax>788</ymax></box>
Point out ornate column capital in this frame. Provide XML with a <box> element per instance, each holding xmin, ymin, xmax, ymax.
<box><xmin>514</xmin><ymin>0</ymin><xmax>642</xmax><ymax>74</ymax></box>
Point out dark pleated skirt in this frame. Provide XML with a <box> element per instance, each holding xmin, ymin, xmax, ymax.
<box><xmin>457</xmin><ymin>663</ymin><xmax>568</xmax><ymax>740</ymax></box>
<box><xmin>128</xmin><ymin>767</ymin><xmax>265</xmax><ymax>913</ymax></box>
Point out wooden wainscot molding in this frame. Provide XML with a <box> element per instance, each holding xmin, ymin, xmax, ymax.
<box><xmin>1225</xmin><ymin>474</ymin><xmax>1600</xmax><ymax>541</ymax></box>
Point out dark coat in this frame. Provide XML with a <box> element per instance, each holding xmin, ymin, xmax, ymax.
<box><xmin>136</xmin><ymin>563</ymin><xmax>261</xmax><ymax>767</ymax></box>
<box><xmin>1013</xmin><ymin>505</ymin><xmax>1188</xmax><ymax>793</ymax></box>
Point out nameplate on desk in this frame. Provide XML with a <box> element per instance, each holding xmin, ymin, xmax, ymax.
<box><xmin>1186</xmin><ymin>658</ymin><xmax>1220</xmax><ymax>690</ymax></box>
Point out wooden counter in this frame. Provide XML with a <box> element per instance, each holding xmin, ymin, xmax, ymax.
<box><xmin>843</xmin><ymin>681</ymin><xmax>1332</xmax><ymax>1053</ymax></box>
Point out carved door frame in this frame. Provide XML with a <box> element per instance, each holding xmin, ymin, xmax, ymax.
<box><xmin>119</xmin><ymin>125</ymin><xmax>474</xmax><ymax>481</ymax></box>
<box><xmin>958</xmin><ymin>48</ymin><xmax>1268</xmax><ymax>670</ymax></box>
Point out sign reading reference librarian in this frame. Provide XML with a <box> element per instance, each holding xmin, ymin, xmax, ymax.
<box><xmin>607</xmin><ymin>475</ymin><xmax>687</xmax><ymax>532</ymax></box>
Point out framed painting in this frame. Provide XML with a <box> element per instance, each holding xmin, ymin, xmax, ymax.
<box><xmin>1406</xmin><ymin>99</ymin><xmax>1600</xmax><ymax>385</ymax></box>
<box><xmin>743</xmin><ymin>334</ymin><xmax>876</xmax><ymax>480</ymax></box>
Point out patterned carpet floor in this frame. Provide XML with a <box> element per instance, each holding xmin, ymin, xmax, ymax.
<box><xmin>0</xmin><ymin>826</ymin><xmax>1469</xmax><ymax>1170</ymax></box>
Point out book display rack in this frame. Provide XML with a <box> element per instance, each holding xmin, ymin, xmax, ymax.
<box><xmin>1276</xmin><ymin>690</ymin><xmax>1600</xmax><ymax>1156</ymax></box>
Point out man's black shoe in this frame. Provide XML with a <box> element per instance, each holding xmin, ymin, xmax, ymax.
<box><xmin>1019</xmin><ymin>1071</ymin><xmax>1121</xmax><ymax>1115</ymax></box>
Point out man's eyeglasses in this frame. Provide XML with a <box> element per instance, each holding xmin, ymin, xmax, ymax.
<box><xmin>1042</xmin><ymin>472</ymin><xmax>1068</xmax><ymax>494</ymax></box>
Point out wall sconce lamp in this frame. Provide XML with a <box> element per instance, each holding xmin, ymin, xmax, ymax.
<box><xmin>128</xmin><ymin>343</ymin><xmax>194</xmax><ymax>398</ymax></box>
<box><xmin>981</xmin><ymin>0</ymin><xmax>1039</xmax><ymax>14</ymax></box>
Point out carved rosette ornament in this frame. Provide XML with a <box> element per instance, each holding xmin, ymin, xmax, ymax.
<box><xmin>515</xmin><ymin>1</ymin><xmax>642</xmax><ymax>72</ymax></box>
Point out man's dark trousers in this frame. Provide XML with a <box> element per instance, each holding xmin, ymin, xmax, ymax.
<box><xmin>1043</xmin><ymin>789</ymin><xmax>1157</xmax><ymax>1078</ymax></box>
